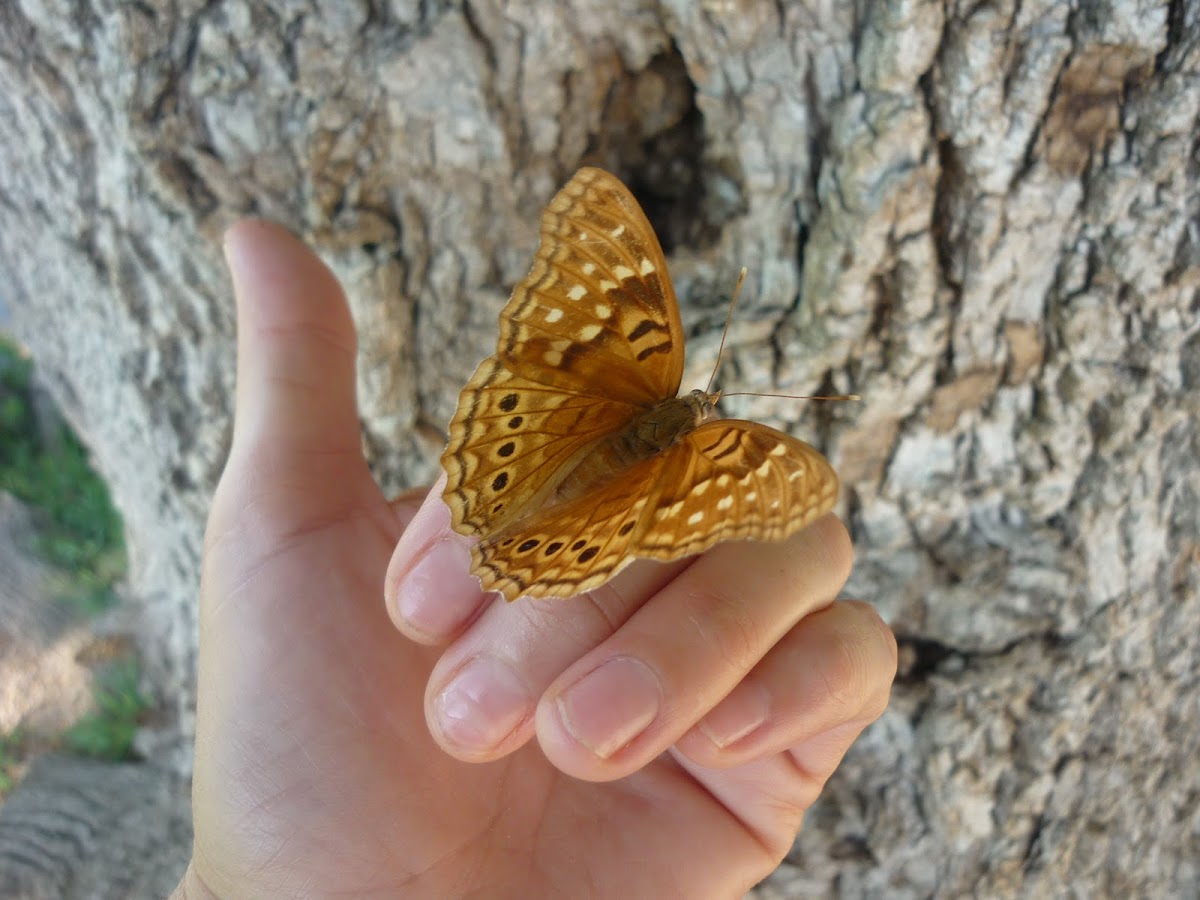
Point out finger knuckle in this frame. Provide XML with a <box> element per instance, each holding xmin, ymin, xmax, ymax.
<box><xmin>818</xmin><ymin>633</ymin><xmax>867</xmax><ymax>715</ymax></box>
<box><xmin>683</xmin><ymin>587</ymin><xmax>762</xmax><ymax>672</ymax></box>
<box><xmin>818</xmin><ymin>514</ymin><xmax>856</xmax><ymax>588</ymax></box>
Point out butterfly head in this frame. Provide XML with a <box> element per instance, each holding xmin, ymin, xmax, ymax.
<box><xmin>683</xmin><ymin>388</ymin><xmax>721</xmax><ymax>424</ymax></box>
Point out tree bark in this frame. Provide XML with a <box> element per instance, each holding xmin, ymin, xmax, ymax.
<box><xmin>1</xmin><ymin>0</ymin><xmax>1196</xmax><ymax>895</ymax></box>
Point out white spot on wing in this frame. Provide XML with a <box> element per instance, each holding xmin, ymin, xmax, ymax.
<box><xmin>600</xmin><ymin>280</ymin><xmax>617</xmax><ymax>292</ymax></box>
<box><xmin>717</xmin><ymin>496</ymin><xmax>733</xmax><ymax>511</ymax></box>
<box><xmin>579</xmin><ymin>324</ymin><xmax>603</xmax><ymax>341</ymax></box>
<box><xmin>543</xmin><ymin>350</ymin><xmax>563</xmax><ymax>365</ymax></box>
<box><xmin>545</xmin><ymin>308</ymin><xmax>564</xmax><ymax>323</ymax></box>
<box><xmin>567</xmin><ymin>285</ymin><xmax>587</xmax><ymax>301</ymax></box>
<box><xmin>614</xmin><ymin>265</ymin><xmax>635</xmax><ymax>280</ymax></box>
<box><xmin>687</xmin><ymin>511</ymin><xmax>705</xmax><ymax>525</ymax></box>
<box><xmin>655</xmin><ymin>501</ymin><xmax>684</xmax><ymax>522</ymax></box>
<box><xmin>745</xmin><ymin>492</ymin><xmax>757</xmax><ymax>503</ymax></box>
<box><xmin>639</xmin><ymin>257</ymin><xmax>655</xmax><ymax>275</ymax></box>
<box><xmin>610</xmin><ymin>224</ymin><xmax>626</xmax><ymax>238</ymax></box>
<box><xmin>756</xmin><ymin>461</ymin><xmax>772</xmax><ymax>477</ymax></box>
<box><xmin>595</xmin><ymin>303</ymin><xmax>613</xmax><ymax>319</ymax></box>
<box><xmin>582</xmin><ymin>262</ymin><xmax>596</xmax><ymax>275</ymax></box>
<box><xmin>770</xmin><ymin>443</ymin><xmax>788</xmax><ymax>456</ymax></box>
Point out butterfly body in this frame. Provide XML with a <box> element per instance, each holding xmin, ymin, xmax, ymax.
<box><xmin>441</xmin><ymin>168</ymin><xmax>839</xmax><ymax>600</ymax></box>
<box><xmin>555</xmin><ymin>389</ymin><xmax>717</xmax><ymax>504</ymax></box>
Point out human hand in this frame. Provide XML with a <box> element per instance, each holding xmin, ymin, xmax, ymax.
<box><xmin>174</xmin><ymin>220</ymin><xmax>896</xmax><ymax>898</ymax></box>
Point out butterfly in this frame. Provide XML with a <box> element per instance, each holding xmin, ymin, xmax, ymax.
<box><xmin>441</xmin><ymin>167</ymin><xmax>839</xmax><ymax>600</ymax></box>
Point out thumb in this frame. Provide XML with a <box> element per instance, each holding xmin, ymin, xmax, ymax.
<box><xmin>223</xmin><ymin>219</ymin><xmax>360</xmax><ymax>461</ymax></box>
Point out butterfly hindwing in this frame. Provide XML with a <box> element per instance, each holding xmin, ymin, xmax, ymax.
<box><xmin>470</xmin><ymin>420</ymin><xmax>838</xmax><ymax>600</ymax></box>
<box><xmin>470</xmin><ymin>458</ymin><xmax>662</xmax><ymax>600</ymax></box>
<box><xmin>632</xmin><ymin>420</ymin><xmax>839</xmax><ymax>559</ymax></box>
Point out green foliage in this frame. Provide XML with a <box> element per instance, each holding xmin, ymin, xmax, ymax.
<box><xmin>0</xmin><ymin>339</ymin><xmax>147</xmax><ymax>771</ymax></box>
<box><xmin>63</xmin><ymin>659</ymin><xmax>150</xmax><ymax>761</ymax></box>
<box><xmin>0</xmin><ymin>335</ymin><xmax>126</xmax><ymax>613</ymax></box>
<box><xmin>0</xmin><ymin>730</ymin><xmax>24</xmax><ymax>797</ymax></box>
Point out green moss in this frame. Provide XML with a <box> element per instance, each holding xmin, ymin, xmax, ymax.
<box><xmin>63</xmin><ymin>658</ymin><xmax>150</xmax><ymax>761</ymax></box>
<box><xmin>0</xmin><ymin>335</ymin><xmax>126</xmax><ymax>614</ymax></box>
<box><xmin>0</xmin><ymin>338</ymin><xmax>148</xmax><ymax>771</ymax></box>
<box><xmin>0</xmin><ymin>730</ymin><xmax>24</xmax><ymax>798</ymax></box>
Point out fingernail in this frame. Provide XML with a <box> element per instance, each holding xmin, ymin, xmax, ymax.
<box><xmin>434</xmin><ymin>656</ymin><xmax>531</xmax><ymax>752</ymax></box>
<box><xmin>396</xmin><ymin>537</ymin><xmax>477</xmax><ymax>638</ymax></box>
<box><xmin>556</xmin><ymin>657</ymin><xmax>661</xmax><ymax>759</ymax></box>
<box><xmin>697</xmin><ymin>682</ymin><xmax>771</xmax><ymax>749</ymax></box>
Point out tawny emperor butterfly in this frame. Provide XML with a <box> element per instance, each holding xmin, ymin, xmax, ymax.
<box><xmin>441</xmin><ymin>167</ymin><xmax>839</xmax><ymax>600</ymax></box>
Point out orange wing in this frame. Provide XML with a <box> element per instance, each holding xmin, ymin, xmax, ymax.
<box><xmin>443</xmin><ymin>168</ymin><xmax>686</xmax><ymax>536</ymax></box>
<box><xmin>471</xmin><ymin>420</ymin><xmax>839</xmax><ymax>600</ymax></box>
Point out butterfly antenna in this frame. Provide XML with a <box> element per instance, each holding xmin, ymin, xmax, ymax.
<box><xmin>722</xmin><ymin>390</ymin><xmax>862</xmax><ymax>402</ymax></box>
<box><xmin>705</xmin><ymin>267</ymin><xmax>747</xmax><ymax>395</ymax></box>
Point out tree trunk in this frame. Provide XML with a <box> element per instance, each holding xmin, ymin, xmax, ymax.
<box><xmin>1</xmin><ymin>0</ymin><xmax>1196</xmax><ymax>895</ymax></box>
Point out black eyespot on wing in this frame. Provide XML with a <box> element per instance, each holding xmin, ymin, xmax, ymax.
<box><xmin>499</xmin><ymin>394</ymin><xmax>519</xmax><ymax>412</ymax></box>
<box><xmin>618</xmin><ymin>521</ymin><xmax>635</xmax><ymax>536</ymax></box>
<box><xmin>492</xmin><ymin>472</ymin><xmax>509</xmax><ymax>491</ymax></box>
<box><xmin>518</xmin><ymin>539</ymin><xmax>540</xmax><ymax>553</ymax></box>
<box><xmin>493</xmin><ymin>503</ymin><xmax>504</xmax><ymax>513</ymax></box>
<box><xmin>498</xmin><ymin>441</ymin><xmax>516</xmax><ymax>457</ymax></box>
<box><xmin>571</xmin><ymin>539</ymin><xmax>587</xmax><ymax>551</ymax></box>
<box><xmin>502</xmin><ymin>537</ymin><xmax>515</xmax><ymax>546</ymax></box>
<box><xmin>578</xmin><ymin>546</ymin><xmax>599</xmax><ymax>563</ymax></box>
<box><xmin>507</xmin><ymin>416</ymin><xmax>523</xmax><ymax>428</ymax></box>
<box><xmin>545</xmin><ymin>541</ymin><xmax>564</xmax><ymax>555</ymax></box>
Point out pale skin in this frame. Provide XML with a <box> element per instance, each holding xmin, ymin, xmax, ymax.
<box><xmin>172</xmin><ymin>221</ymin><xmax>898</xmax><ymax>898</ymax></box>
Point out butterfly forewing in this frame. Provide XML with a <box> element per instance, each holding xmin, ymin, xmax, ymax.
<box><xmin>443</xmin><ymin>168</ymin><xmax>685</xmax><ymax>537</ymax></box>
<box><xmin>494</xmin><ymin>167</ymin><xmax>685</xmax><ymax>402</ymax></box>
<box><xmin>441</xmin><ymin>359</ymin><xmax>638</xmax><ymax>535</ymax></box>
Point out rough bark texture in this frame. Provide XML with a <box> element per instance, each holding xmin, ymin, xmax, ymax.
<box><xmin>1</xmin><ymin>0</ymin><xmax>1197</xmax><ymax>896</ymax></box>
